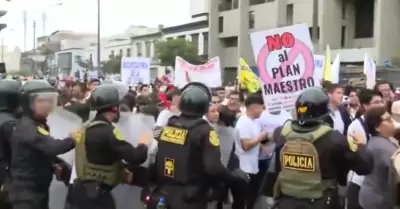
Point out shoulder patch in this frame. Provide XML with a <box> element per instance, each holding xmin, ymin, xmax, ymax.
<box><xmin>209</xmin><ymin>130</ymin><xmax>220</xmax><ymax>146</ymax></box>
<box><xmin>75</xmin><ymin>131</ymin><xmax>83</xmax><ymax>143</ymax></box>
<box><xmin>347</xmin><ymin>136</ymin><xmax>358</xmax><ymax>152</ymax></box>
<box><xmin>113</xmin><ymin>128</ymin><xmax>124</xmax><ymax>141</ymax></box>
<box><xmin>37</xmin><ymin>126</ymin><xmax>49</xmax><ymax>136</ymax></box>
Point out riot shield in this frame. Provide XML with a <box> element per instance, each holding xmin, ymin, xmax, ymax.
<box><xmin>215</xmin><ymin>125</ymin><xmax>236</xmax><ymax>166</ymax></box>
<box><xmin>112</xmin><ymin>112</ymin><xmax>157</xmax><ymax>209</ymax></box>
<box><xmin>47</xmin><ymin>107</ymin><xmax>83</xmax><ymax>209</ymax></box>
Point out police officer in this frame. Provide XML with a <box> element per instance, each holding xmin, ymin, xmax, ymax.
<box><xmin>148</xmin><ymin>82</ymin><xmax>248</xmax><ymax>209</ymax></box>
<box><xmin>261</xmin><ymin>87</ymin><xmax>373</xmax><ymax>209</ymax></box>
<box><xmin>66</xmin><ymin>83</ymin><xmax>150</xmax><ymax>209</ymax></box>
<box><xmin>10</xmin><ymin>80</ymin><xmax>76</xmax><ymax>209</ymax></box>
<box><xmin>0</xmin><ymin>79</ymin><xmax>22</xmax><ymax>209</ymax></box>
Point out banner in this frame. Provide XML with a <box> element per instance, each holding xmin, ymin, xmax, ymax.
<box><xmin>250</xmin><ymin>23</ymin><xmax>319</xmax><ymax>112</ymax></box>
<box><xmin>313</xmin><ymin>55</ymin><xmax>325</xmax><ymax>83</ymax></box>
<box><xmin>174</xmin><ymin>56</ymin><xmax>222</xmax><ymax>88</ymax></box>
<box><xmin>239</xmin><ymin>58</ymin><xmax>260</xmax><ymax>93</ymax></box>
<box><xmin>364</xmin><ymin>53</ymin><xmax>376</xmax><ymax>89</ymax></box>
<box><xmin>120</xmin><ymin>57</ymin><xmax>151</xmax><ymax>85</ymax></box>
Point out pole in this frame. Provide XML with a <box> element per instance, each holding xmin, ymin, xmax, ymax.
<box><xmin>312</xmin><ymin>0</ymin><xmax>319</xmax><ymax>47</ymax></box>
<box><xmin>1</xmin><ymin>37</ymin><xmax>3</xmax><ymax>61</ymax></box>
<box><xmin>23</xmin><ymin>10</ymin><xmax>27</xmax><ymax>51</ymax></box>
<box><xmin>96</xmin><ymin>0</ymin><xmax>101</xmax><ymax>71</ymax></box>
<box><xmin>33</xmin><ymin>21</ymin><xmax>36</xmax><ymax>50</ymax></box>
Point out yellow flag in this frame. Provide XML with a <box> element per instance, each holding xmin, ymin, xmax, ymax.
<box><xmin>323</xmin><ymin>45</ymin><xmax>331</xmax><ymax>81</ymax></box>
<box><xmin>239</xmin><ymin>58</ymin><xmax>260</xmax><ymax>93</ymax></box>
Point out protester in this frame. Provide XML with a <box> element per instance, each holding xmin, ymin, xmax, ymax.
<box><xmin>326</xmin><ymin>83</ymin><xmax>352</xmax><ymax>135</ymax></box>
<box><xmin>235</xmin><ymin>93</ymin><xmax>268</xmax><ymax>209</ymax></box>
<box><xmin>359</xmin><ymin>105</ymin><xmax>399</xmax><ymax>209</ymax></box>
<box><xmin>346</xmin><ymin>88</ymin><xmax>384</xmax><ymax>209</ymax></box>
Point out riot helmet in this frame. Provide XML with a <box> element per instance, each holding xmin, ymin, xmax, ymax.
<box><xmin>90</xmin><ymin>83</ymin><xmax>128</xmax><ymax>122</ymax></box>
<box><xmin>20</xmin><ymin>80</ymin><xmax>57</xmax><ymax>118</ymax></box>
<box><xmin>295</xmin><ymin>87</ymin><xmax>330</xmax><ymax>126</ymax></box>
<box><xmin>0</xmin><ymin>79</ymin><xmax>22</xmax><ymax>112</ymax></box>
<box><xmin>90</xmin><ymin>83</ymin><xmax>128</xmax><ymax>111</ymax></box>
<box><xmin>179</xmin><ymin>82</ymin><xmax>211</xmax><ymax>117</ymax></box>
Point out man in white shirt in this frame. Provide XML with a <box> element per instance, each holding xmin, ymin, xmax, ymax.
<box><xmin>235</xmin><ymin>93</ymin><xmax>268</xmax><ymax>209</ymax></box>
<box><xmin>346</xmin><ymin>89</ymin><xmax>384</xmax><ymax>209</ymax></box>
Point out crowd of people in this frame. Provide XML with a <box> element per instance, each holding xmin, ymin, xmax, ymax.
<box><xmin>1</xmin><ymin>76</ymin><xmax>400</xmax><ymax>209</ymax></box>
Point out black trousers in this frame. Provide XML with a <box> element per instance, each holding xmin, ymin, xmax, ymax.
<box><xmin>246</xmin><ymin>159</ymin><xmax>269</xmax><ymax>209</ymax></box>
<box><xmin>65</xmin><ymin>181</ymin><xmax>115</xmax><ymax>209</ymax></box>
<box><xmin>346</xmin><ymin>182</ymin><xmax>363</xmax><ymax>209</ymax></box>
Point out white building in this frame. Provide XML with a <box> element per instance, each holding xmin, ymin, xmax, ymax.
<box><xmin>162</xmin><ymin>20</ymin><xmax>208</xmax><ymax>58</ymax></box>
<box><xmin>0</xmin><ymin>46</ymin><xmax>21</xmax><ymax>72</ymax></box>
<box><xmin>84</xmin><ymin>26</ymin><xmax>160</xmax><ymax>63</ymax></box>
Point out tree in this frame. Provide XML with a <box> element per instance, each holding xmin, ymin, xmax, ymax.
<box><xmin>6</xmin><ymin>69</ymin><xmax>34</xmax><ymax>77</ymax></box>
<box><xmin>155</xmin><ymin>39</ymin><xmax>202</xmax><ymax>67</ymax></box>
<box><xmin>102</xmin><ymin>55</ymin><xmax>121</xmax><ymax>74</ymax></box>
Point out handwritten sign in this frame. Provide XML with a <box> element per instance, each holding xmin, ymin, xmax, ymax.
<box><xmin>250</xmin><ymin>24</ymin><xmax>319</xmax><ymax>112</ymax></box>
<box><xmin>120</xmin><ymin>57</ymin><xmax>151</xmax><ymax>85</ymax></box>
<box><xmin>174</xmin><ymin>56</ymin><xmax>222</xmax><ymax>88</ymax></box>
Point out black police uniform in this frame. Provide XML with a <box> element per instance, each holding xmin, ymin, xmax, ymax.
<box><xmin>259</xmin><ymin>87</ymin><xmax>374</xmax><ymax>209</ymax></box>
<box><xmin>0</xmin><ymin>79</ymin><xmax>22</xmax><ymax>209</ymax></box>
<box><xmin>10</xmin><ymin>80</ymin><xmax>75</xmax><ymax>209</ymax></box>
<box><xmin>66</xmin><ymin>84</ymin><xmax>148</xmax><ymax>209</ymax></box>
<box><xmin>146</xmin><ymin>82</ymin><xmax>248</xmax><ymax>209</ymax></box>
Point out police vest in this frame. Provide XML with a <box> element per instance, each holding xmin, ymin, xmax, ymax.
<box><xmin>154</xmin><ymin>118</ymin><xmax>208</xmax><ymax>185</ymax></box>
<box><xmin>274</xmin><ymin>121</ymin><xmax>336</xmax><ymax>199</ymax></box>
<box><xmin>75</xmin><ymin>121</ymin><xmax>124</xmax><ymax>185</ymax></box>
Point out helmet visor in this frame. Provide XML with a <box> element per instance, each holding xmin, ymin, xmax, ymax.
<box><xmin>30</xmin><ymin>92</ymin><xmax>58</xmax><ymax>116</ymax></box>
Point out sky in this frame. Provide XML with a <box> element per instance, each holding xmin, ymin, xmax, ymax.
<box><xmin>0</xmin><ymin>0</ymin><xmax>191</xmax><ymax>51</ymax></box>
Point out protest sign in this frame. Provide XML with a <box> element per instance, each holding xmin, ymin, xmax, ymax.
<box><xmin>364</xmin><ymin>53</ymin><xmax>376</xmax><ymax>89</ymax></box>
<box><xmin>174</xmin><ymin>56</ymin><xmax>222</xmax><ymax>88</ymax></box>
<box><xmin>120</xmin><ymin>57</ymin><xmax>151</xmax><ymax>85</ymax></box>
<box><xmin>250</xmin><ymin>23</ymin><xmax>317</xmax><ymax>112</ymax></box>
<box><xmin>313</xmin><ymin>55</ymin><xmax>325</xmax><ymax>82</ymax></box>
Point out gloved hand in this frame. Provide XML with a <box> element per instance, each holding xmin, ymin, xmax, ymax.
<box><xmin>53</xmin><ymin>159</ymin><xmax>72</xmax><ymax>186</ymax></box>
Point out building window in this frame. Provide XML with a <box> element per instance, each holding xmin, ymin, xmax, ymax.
<box><xmin>250</xmin><ymin>0</ymin><xmax>266</xmax><ymax>6</ymax></box>
<box><xmin>354</xmin><ymin>0</ymin><xmax>374</xmax><ymax>38</ymax></box>
<box><xmin>286</xmin><ymin>4</ymin><xmax>293</xmax><ymax>25</ymax></box>
<box><xmin>203</xmin><ymin>32</ymin><xmax>209</xmax><ymax>56</ymax></box>
<box><xmin>145</xmin><ymin>41</ymin><xmax>151</xmax><ymax>57</ymax></box>
<box><xmin>126</xmin><ymin>48</ymin><xmax>131</xmax><ymax>57</ymax></box>
<box><xmin>341</xmin><ymin>2</ymin><xmax>346</xmax><ymax>20</ymax></box>
<box><xmin>191</xmin><ymin>33</ymin><xmax>199</xmax><ymax>50</ymax></box>
<box><xmin>136</xmin><ymin>43</ymin><xmax>142</xmax><ymax>56</ymax></box>
<box><xmin>222</xmin><ymin>37</ymin><xmax>238</xmax><ymax>47</ymax></box>
<box><xmin>341</xmin><ymin>26</ymin><xmax>346</xmax><ymax>47</ymax></box>
<box><xmin>119</xmin><ymin>49</ymin><xmax>123</xmax><ymax>57</ymax></box>
<box><xmin>219</xmin><ymin>17</ymin><xmax>223</xmax><ymax>33</ymax></box>
<box><xmin>308</xmin><ymin>27</ymin><xmax>320</xmax><ymax>40</ymax></box>
<box><xmin>249</xmin><ymin>11</ymin><xmax>255</xmax><ymax>29</ymax></box>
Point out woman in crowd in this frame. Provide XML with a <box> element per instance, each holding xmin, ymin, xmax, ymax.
<box><xmin>359</xmin><ymin>105</ymin><xmax>399</xmax><ymax>209</ymax></box>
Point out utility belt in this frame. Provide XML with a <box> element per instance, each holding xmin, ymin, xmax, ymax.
<box><xmin>70</xmin><ymin>179</ymin><xmax>114</xmax><ymax>202</ymax></box>
<box><xmin>275</xmin><ymin>189</ymin><xmax>340</xmax><ymax>209</ymax></box>
<box><xmin>141</xmin><ymin>183</ymin><xmax>227</xmax><ymax>209</ymax></box>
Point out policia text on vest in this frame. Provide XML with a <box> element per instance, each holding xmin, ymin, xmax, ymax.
<box><xmin>283</xmin><ymin>153</ymin><xmax>315</xmax><ymax>172</ymax></box>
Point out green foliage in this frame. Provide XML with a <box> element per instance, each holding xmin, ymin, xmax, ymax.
<box><xmin>6</xmin><ymin>69</ymin><xmax>34</xmax><ymax>76</ymax></box>
<box><xmin>102</xmin><ymin>55</ymin><xmax>122</xmax><ymax>74</ymax></box>
<box><xmin>155</xmin><ymin>38</ymin><xmax>202</xmax><ymax>67</ymax></box>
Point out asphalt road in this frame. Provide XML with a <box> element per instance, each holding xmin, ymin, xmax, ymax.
<box><xmin>49</xmin><ymin>179</ymin><xmax>271</xmax><ymax>209</ymax></box>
